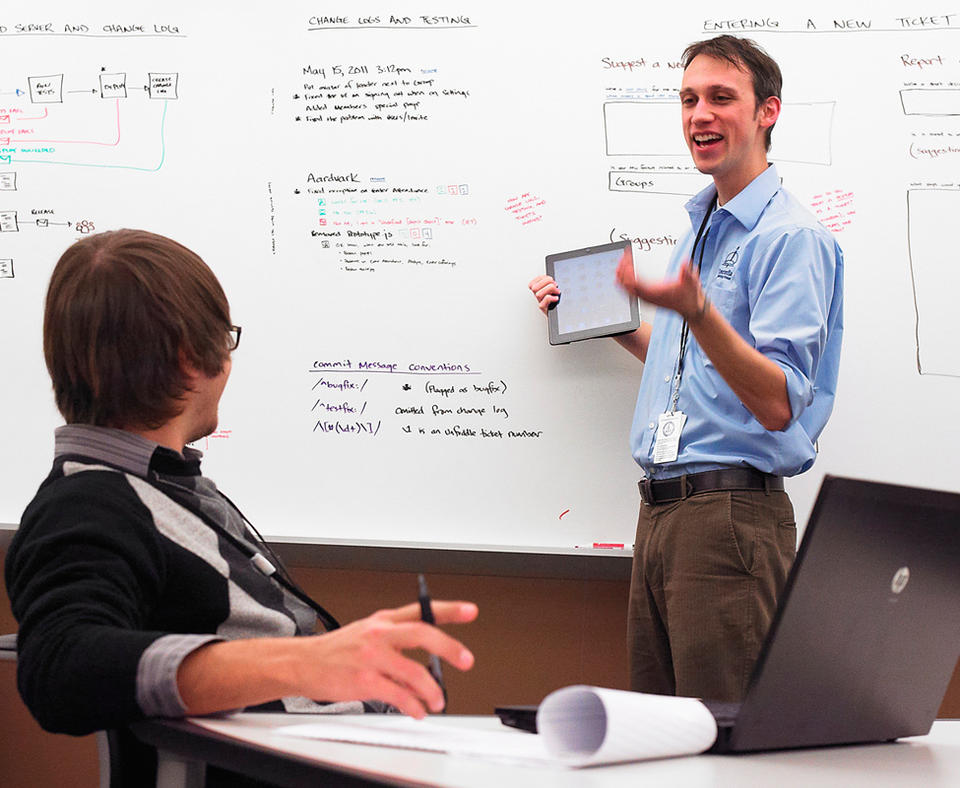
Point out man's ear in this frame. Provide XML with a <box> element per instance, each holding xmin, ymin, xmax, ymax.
<box><xmin>757</xmin><ymin>95</ymin><xmax>781</xmax><ymax>130</ymax></box>
<box><xmin>178</xmin><ymin>348</ymin><xmax>201</xmax><ymax>391</ymax></box>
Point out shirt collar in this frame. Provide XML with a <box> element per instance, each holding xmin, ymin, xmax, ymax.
<box><xmin>684</xmin><ymin>163</ymin><xmax>780</xmax><ymax>232</ymax></box>
<box><xmin>54</xmin><ymin>424</ymin><xmax>203</xmax><ymax>479</ymax></box>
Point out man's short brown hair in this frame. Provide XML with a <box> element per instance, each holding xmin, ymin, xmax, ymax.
<box><xmin>682</xmin><ymin>34</ymin><xmax>782</xmax><ymax>151</ymax></box>
<box><xmin>44</xmin><ymin>229</ymin><xmax>233</xmax><ymax>429</ymax></box>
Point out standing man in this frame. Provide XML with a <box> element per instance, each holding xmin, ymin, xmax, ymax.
<box><xmin>529</xmin><ymin>35</ymin><xmax>843</xmax><ymax>702</ymax></box>
<box><xmin>6</xmin><ymin>229</ymin><xmax>477</xmax><ymax>781</ymax></box>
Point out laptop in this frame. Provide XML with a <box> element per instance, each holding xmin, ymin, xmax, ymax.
<box><xmin>707</xmin><ymin>474</ymin><xmax>960</xmax><ymax>752</ymax></box>
<box><xmin>497</xmin><ymin>476</ymin><xmax>960</xmax><ymax>751</ymax></box>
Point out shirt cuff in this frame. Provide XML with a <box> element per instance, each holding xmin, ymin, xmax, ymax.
<box><xmin>136</xmin><ymin>633</ymin><xmax>222</xmax><ymax>718</ymax></box>
<box><xmin>776</xmin><ymin>361</ymin><xmax>813</xmax><ymax>428</ymax></box>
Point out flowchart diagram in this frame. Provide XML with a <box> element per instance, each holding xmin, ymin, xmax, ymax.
<box><xmin>0</xmin><ymin>69</ymin><xmax>178</xmax><ymax>279</ymax></box>
<box><xmin>2</xmin><ymin>70</ymin><xmax>177</xmax><ymax>167</ymax></box>
<box><xmin>600</xmin><ymin>24</ymin><xmax>960</xmax><ymax>383</ymax></box>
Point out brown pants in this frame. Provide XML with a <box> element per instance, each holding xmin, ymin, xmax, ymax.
<box><xmin>627</xmin><ymin>489</ymin><xmax>796</xmax><ymax>702</ymax></box>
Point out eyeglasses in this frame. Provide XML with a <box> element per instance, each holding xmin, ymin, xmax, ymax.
<box><xmin>228</xmin><ymin>325</ymin><xmax>242</xmax><ymax>351</ymax></box>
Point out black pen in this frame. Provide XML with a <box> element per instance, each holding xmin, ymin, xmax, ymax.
<box><xmin>417</xmin><ymin>573</ymin><xmax>448</xmax><ymax>713</ymax></box>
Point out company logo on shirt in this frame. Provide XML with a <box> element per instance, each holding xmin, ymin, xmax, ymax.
<box><xmin>716</xmin><ymin>246</ymin><xmax>740</xmax><ymax>281</ymax></box>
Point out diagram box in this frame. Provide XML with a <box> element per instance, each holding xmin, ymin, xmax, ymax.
<box><xmin>0</xmin><ymin>259</ymin><xmax>12</xmax><ymax>278</ymax></box>
<box><xmin>604</xmin><ymin>100</ymin><xmax>835</xmax><ymax>165</ymax></box>
<box><xmin>604</xmin><ymin>101</ymin><xmax>680</xmax><ymax>156</ymax></box>
<box><xmin>608</xmin><ymin>170</ymin><xmax>710</xmax><ymax>196</ymax></box>
<box><xmin>28</xmin><ymin>74</ymin><xmax>64</xmax><ymax>104</ymax></box>
<box><xmin>148</xmin><ymin>73</ymin><xmax>179</xmax><ymax>99</ymax></box>
<box><xmin>0</xmin><ymin>211</ymin><xmax>19</xmax><ymax>232</ymax></box>
<box><xmin>900</xmin><ymin>89</ymin><xmax>960</xmax><ymax>116</ymax></box>
<box><xmin>907</xmin><ymin>189</ymin><xmax>960</xmax><ymax>376</ymax></box>
<box><xmin>770</xmin><ymin>102</ymin><xmax>836</xmax><ymax>165</ymax></box>
<box><xmin>99</xmin><ymin>73</ymin><xmax>128</xmax><ymax>99</ymax></box>
<box><xmin>0</xmin><ymin>173</ymin><xmax>16</xmax><ymax>191</ymax></box>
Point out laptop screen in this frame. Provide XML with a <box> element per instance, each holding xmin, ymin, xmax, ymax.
<box><xmin>728</xmin><ymin>476</ymin><xmax>960</xmax><ymax>751</ymax></box>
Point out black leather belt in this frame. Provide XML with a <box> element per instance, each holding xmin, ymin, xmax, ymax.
<box><xmin>638</xmin><ymin>469</ymin><xmax>783</xmax><ymax>505</ymax></box>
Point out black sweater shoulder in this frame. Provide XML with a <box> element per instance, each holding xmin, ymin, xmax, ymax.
<box><xmin>6</xmin><ymin>464</ymin><xmax>171</xmax><ymax>734</ymax></box>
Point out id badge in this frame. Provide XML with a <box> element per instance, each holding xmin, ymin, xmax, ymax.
<box><xmin>653</xmin><ymin>411</ymin><xmax>686</xmax><ymax>464</ymax></box>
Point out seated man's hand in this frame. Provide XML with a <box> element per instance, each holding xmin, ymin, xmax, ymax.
<box><xmin>177</xmin><ymin>600</ymin><xmax>477</xmax><ymax>719</ymax></box>
<box><xmin>293</xmin><ymin>600</ymin><xmax>478</xmax><ymax>718</ymax></box>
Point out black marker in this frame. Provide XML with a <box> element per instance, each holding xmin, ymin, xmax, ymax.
<box><xmin>417</xmin><ymin>573</ymin><xmax>448</xmax><ymax>712</ymax></box>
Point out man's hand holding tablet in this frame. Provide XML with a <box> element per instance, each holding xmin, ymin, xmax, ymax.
<box><xmin>529</xmin><ymin>240</ymin><xmax>640</xmax><ymax>345</ymax></box>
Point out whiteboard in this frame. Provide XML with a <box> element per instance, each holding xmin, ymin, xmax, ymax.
<box><xmin>2</xmin><ymin>2</ymin><xmax>959</xmax><ymax>553</ymax></box>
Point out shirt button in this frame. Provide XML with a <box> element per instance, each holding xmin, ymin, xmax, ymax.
<box><xmin>664</xmin><ymin>375</ymin><xmax>671</xmax><ymax>382</ymax></box>
<box><xmin>649</xmin><ymin>422</ymin><xmax>655</xmax><ymax>430</ymax></box>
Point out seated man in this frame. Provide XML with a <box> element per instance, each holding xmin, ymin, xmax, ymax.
<box><xmin>5</xmin><ymin>229</ymin><xmax>477</xmax><ymax>779</ymax></box>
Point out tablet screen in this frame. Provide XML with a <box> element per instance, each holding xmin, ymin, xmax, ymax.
<box><xmin>545</xmin><ymin>240</ymin><xmax>638</xmax><ymax>344</ymax></box>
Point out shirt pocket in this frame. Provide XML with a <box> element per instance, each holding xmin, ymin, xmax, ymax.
<box><xmin>707</xmin><ymin>278</ymin><xmax>739</xmax><ymax>321</ymax></box>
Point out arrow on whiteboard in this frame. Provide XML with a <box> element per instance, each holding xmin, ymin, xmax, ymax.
<box><xmin>18</xmin><ymin>107</ymin><xmax>48</xmax><ymax>121</ymax></box>
<box><xmin>14</xmin><ymin>99</ymin><xmax>120</xmax><ymax>146</ymax></box>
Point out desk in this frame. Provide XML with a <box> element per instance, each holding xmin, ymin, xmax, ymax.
<box><xmin>133</xmin><ymin>714</ymin><xmax>960</xmax><ymax>788</ymax></box>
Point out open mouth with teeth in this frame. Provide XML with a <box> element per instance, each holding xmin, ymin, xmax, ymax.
<box><xmin>693</xmin><ymin>133</ymin><xmax>724</xmax><ymax>148</ymax></box>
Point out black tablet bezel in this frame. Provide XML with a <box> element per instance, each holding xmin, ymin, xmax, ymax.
<box><xmin>544</xmin><ymin>239</ymin><xmax>638</xmax><ymax>345</ymax></box>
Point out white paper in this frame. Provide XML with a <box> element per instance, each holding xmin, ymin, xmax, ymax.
<box><xmin>537</xmin><ymin>685</ymin><xmax>718</xmax><ymax>766</ymax></box>
<box><xmin>275</xmin><ymin>715</ymin><xmax>553</xmax><ymax>765</ymax></box>
<box><xmin>274</xmin><ymin>686</ymin><xmax>718</xmax><ymax>768</ymax></box>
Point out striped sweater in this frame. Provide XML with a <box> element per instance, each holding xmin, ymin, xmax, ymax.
<box><xmin>5</xmin><ymin>424</ymin><xmax>357</xmax><ymax>736</ymax></box>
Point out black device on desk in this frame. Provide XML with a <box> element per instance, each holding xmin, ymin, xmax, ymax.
<box><xmin>545</xmin><ymin>239</ymin><xmax>639</xmax><ymax>345</ymax></box>
<box><xmin>494</xmin><ymin>704</ymin><xmax>539</xmax><ymax>733</ymax></box>
<box><xmin>496</xmin><ymin>476</ymin><xmax>960</xmax><ymax>752</ymax></box>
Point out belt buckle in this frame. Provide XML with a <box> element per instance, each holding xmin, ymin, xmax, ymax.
<box><xmin>639</xmin><ymin>478</ymin><xmax>654</xmax><ymax>505</ymax></box>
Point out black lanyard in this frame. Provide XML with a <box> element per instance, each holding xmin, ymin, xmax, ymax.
<box><xmin>672</xmin><ymin>195</ymin><xmax>717</xmax><ymax>413</ymax></box>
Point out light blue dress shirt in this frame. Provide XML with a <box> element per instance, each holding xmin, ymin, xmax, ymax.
<box><xmin>630</xmin><ymin>165</ymin><xmax>844</xmax><ymax>478</ymax></box>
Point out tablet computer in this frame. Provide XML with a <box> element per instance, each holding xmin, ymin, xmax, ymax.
<box><xmin>544</xmin><ymin>240</ymin><xmax>639</xmax><ymax>345</ymax></box>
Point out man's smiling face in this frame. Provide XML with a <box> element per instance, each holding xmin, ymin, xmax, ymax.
<box><xmin>679</xmin><ymin>54</ymin><xmax>778</xmax><ymax>202</ymax></box>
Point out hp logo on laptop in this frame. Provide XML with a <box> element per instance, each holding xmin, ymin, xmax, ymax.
<box><xmin>891</xmin><ymin>567</ymin><xmax>911</xmax><ymax>594</ymax></box>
